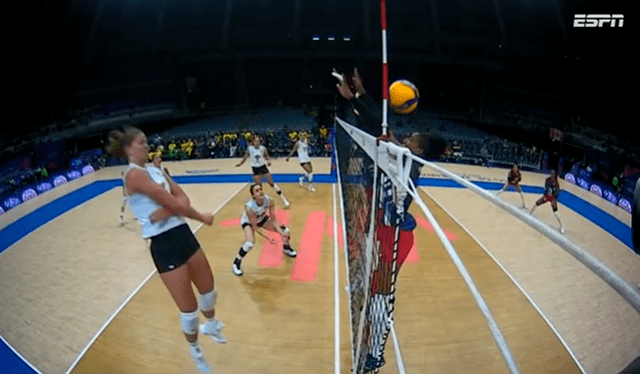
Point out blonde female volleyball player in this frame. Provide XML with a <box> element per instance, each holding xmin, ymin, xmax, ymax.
<box><xmin>236</xmin><ymin>135</ymin><xmax>290</xmax><ymax>208</ymax></box>
<box><xmin>232</xmin><ymin>183</ymin><xmax>296</xmax><ymax>276</ymax></box>
<box><xmin>107</xmin><ymin>127</ymin><xmax>225</xmax><ymax>373</ymax></box>
<box><xmin>285</xmin><ymin>131</ymin><xmax>316</xmax><ymax>192</ymax></box>
<box><xmin>496</xmin><ymin>164</ymin><xmax>527</xmax><ymax>208</ymax></box>
<box><xmin>530</xmin><ymin>169</ymin><xmax>564</xmax><ymax>233</ymax></box>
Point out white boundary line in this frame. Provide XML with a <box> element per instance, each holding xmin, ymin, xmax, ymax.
<box><xmin>0</xmin><ymin>334</ymin><xmax>44</xmax><ymax>374</ymax></box>
<box><xmin>63</xmin><ymin>183</ymin><xmax>247</xmax><ymax>374</ymax></box>
<box><xmin>332</xmin><ymin>184</ymin><xmax>341</xmax><ymax>374</ymax></box>
<box><xmin>402</xmin><ymin>179</ymin><xmax>519</xmax><ymax>374</ymax></box>
<box><xmin>335</xmin><ymin>157</ymin><xmax>356</xmax><ymax>373</ymax></box>
<box><xmin>390</xmin><ymin>323</ymin><xmax>406</xmax><ymax>374</ymax></box>
<box><xmin>421</xmin><ymin>186</ymin><xmax>586</xmax><ymax>374</ymax></box>
<box><xmin>0</xmin><ymin>182</ymin><xmax>118</xmax><ymax>374</ymax></box>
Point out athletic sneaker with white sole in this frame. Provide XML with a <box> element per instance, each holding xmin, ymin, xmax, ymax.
<box><xmin>232</xmin><ymin>260</ymin><xmax>243</xmax><ymax>276</ymax></box>
<box><xmin>283</xmin><ymin>247</ymin><xmax>297</xmax><ymax>257</ymax></box>
<box><xmin>200</xmin><ymin>319</ymin><xmax>227</xmax><ymax>344</ymax></box>
<box><xmin>188</xmin><ymin>344</ymin><xmax>211</xmax><ymax>373</ymax></box>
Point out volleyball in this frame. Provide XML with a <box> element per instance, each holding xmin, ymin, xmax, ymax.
<box><xmin>389</xmin><ymin>80</ymin><xmax>419</xmax><ymax>114</ymax></box>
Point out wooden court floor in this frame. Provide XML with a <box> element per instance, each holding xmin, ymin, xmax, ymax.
<box><xmin>1</xmin><ymin>158</ymin><xmax>639</xmax><ymax>374</ymax></box>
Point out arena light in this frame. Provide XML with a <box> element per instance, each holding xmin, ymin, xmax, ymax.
<box><xmin>343</xmin><ymin>35</ymin><xmax>351</xmax><ymax>41</ymax></box>
<box><xmin>327</xmin><ymin>34</ymin><xmax>336</xmax><ymax>41</ymax></box>
<box><xmin>312</xmin><ymin>35</ymin><xmax>321</xmax><ymax>41</ymax></box>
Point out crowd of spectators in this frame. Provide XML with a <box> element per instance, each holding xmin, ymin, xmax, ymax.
<box><xmin>134</xmin><ymin>125</ymin><xmax>333</xmax><ymax>164</ymax></box>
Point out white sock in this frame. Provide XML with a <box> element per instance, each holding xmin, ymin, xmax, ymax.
<box><xmin>308</xmin><ymin>173</ymin><xmax>313</xmax><ymax>183</ymax></box>
<box><xmin>520</xmin><ymin>192</ymin><xmax>526</xmax><ymax>206</ymax></box>
<box><xmin>554</xmin><ymin>212</ymin><xmax>563</xmax><ymax>227</ymax></box>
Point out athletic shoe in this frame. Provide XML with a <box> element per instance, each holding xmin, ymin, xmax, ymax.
<box><xmin>200</xmin><ymin>319</ymin><xmax>227</xmax><ymax>344</ymax></box>
<box><xmin>299</xmin><ymin>176</ymin><xmax>304</xmax><ymax>186</ymax></box>
<box><xmin>283</xmin><ymin>247</ymin><xmax>297</xmax><ymax>258</ymax></box>
<box><xmin>232</xmin><ymin>261</ymin><xmax>243</xmax><ymax>276</ymax></box>
<box><xmin>308</xmin><ymin>184</ymin><xmax>316</xmax><ymax>192</ymax></box>
<box><xmin>363</xmin><ymin>353</ymin><xmax>385</xmax><ymax>372</ymax></box>
<box><xmin>188</xmin><ymin>344</ymin><xmax>211</xmax><ymax>373</ymax></box>
<box><xmin>119</xmin><ymin>215</ymin><xmax>124</xmax><ymax>225</ymax></box>
<box><xmin>282</xmin><ymin>199</ymin><xmax>291</xmax><ymax>208</ymax></box>
<box><xmin>560</xmin><ymin>227</ymin><xmax>565</xmax><ymax>234</ymax></box>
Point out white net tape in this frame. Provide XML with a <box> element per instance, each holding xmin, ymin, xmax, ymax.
<box><xmin>411</xmin><ymin>157</ymin><xmax>640</xmax><ymax>314</ymax></box>
<box><xmin>337</xmin><ymin>116</ymin><xmax>640</xmax><ymax>374</ymax></box>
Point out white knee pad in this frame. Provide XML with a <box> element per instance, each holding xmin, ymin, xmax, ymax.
<box><xmin>242</xmin><ymin>241</ymin><xmax>254</xmax><ymax>252</ymax></box>
<box><xmin>180</xmin><ymin>311</ymin><xmax>199</xmax><ymax>335</ymax></box>
<box><xmin>200</xmin><ymin>288</ymin><xmax>217</xmax><ymax>312</ymax></box>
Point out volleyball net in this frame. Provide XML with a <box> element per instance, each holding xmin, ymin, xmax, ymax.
<box><xmin>333</xmin><ymin>115</ymin><xmax>640</xmax><ymax>374</ymax></box>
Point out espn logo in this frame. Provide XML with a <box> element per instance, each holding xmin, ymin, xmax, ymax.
<box><xmin>574</xmin><ymin>14</ymin><xmax>624</xmax><ymax>27</ymax></box>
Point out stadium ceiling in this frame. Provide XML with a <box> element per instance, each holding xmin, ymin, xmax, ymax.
<box><xmin>29</xmin><ymin>0</ymin><xmax>629</xmax><ymax>70</ymax></box>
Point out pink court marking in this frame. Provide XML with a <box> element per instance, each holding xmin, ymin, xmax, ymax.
<box><xmin>219</xmin><ymin>217</ymin><xmax>241</xmax><ymax>227</ymax></box>
<box><xmin>416</xmin><ymin>215</ymin><xmax>458</xmax><ymax>241</ymax></box>
<box><xmin>290</xmin><ymin>211</ymin><xmax>326</xmax><ymax>282</ymax></box>
<box><xmin>257</xmin><ymin>210</ymin><xmax>290</xmax><ymax>268</ymax></box>
<box><xmin>405</xmin><ymin>242</ymin><xmax>420</xmax><ymax>263</ymax></box>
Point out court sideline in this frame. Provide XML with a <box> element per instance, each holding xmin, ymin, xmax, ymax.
<box><xmin>0</xmin><ymin>159</ymin><xmax>638</xmax><ymax>373</ymax></box>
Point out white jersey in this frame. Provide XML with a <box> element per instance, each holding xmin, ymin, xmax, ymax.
<box><xmin>147</xmin><ymin>165</ymin><xmax>167</xmax><ymax>183</ymax></box>
<box><xmin>248</xmin><ymin>145</ymin><xmax>267</xmax><ymax>168</ymax></box>
<box><xmin>296</xmin><ymin>140</ymin><xmax>310</xmax><ymax>163</ymax></box>
<box><xmin>240</xmin><ymin>195</ymin><xmax>272</xmax><ymax>226</ymax></box>
<box><xmin>124</xmin><ymin>163</ymin><xmax>185</xmax><ymax>239</ymax></box>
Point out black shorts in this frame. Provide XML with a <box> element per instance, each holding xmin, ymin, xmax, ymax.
<box><xmin>252</xmin><ymin>165</ymin><xmax>270</xmax><ymax>175</ymax></box>
<box><xmin>300</xmin><ymin>162</ymin><xmax>311</xmax><ymax>167</ymax></box>
<box><xmin>242</xmin><ymin>215</ymin><xmax>269</xmax><ymax>229</ymax></box>
<box><xmin>150</xmin><ymin>223</ymin><xmax>200</xmax><ymax>273</ymax></box>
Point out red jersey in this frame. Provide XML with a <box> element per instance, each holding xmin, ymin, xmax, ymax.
<box><xmin>508</xmin><ymin>170</ymin><xmax>521</xmax><ymax>184</ymax></box>
<box><xmin>370</xmin><ymin>209</ymin><xmax>414</xmax><ymax>292</ymax></box>
<box><xmin>544</xmin><ymin>176</ymin><xmax>559</xmax><ymax>197</ymax></box>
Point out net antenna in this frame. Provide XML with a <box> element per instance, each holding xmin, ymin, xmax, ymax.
<box><xmin>380</xmin><ymin>0</ymin><xmax>389</xmax><ymax>136</ymax></box>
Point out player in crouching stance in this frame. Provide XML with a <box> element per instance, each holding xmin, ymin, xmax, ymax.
<box><xmin>232</xmin><ymin>184</ymin><xmax>297</xmax><ymax>276</ymax></box>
